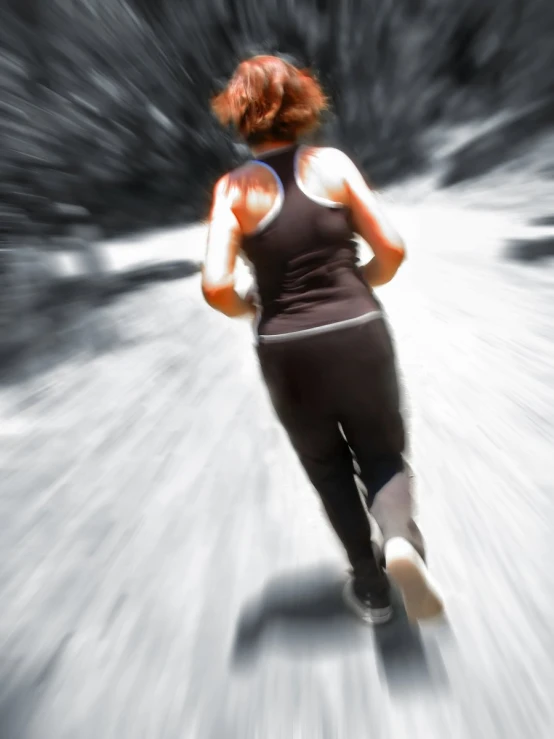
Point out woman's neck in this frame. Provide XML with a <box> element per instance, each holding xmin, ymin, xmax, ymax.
<box><xmin>250</xmin><ymin>141</ymin><xmax>297</xmax><ymax>157</ymax></box>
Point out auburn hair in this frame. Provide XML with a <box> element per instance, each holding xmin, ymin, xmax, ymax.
<box><xmin>211</xmin><ymin>55</ymin><xmax>328</xmax><ymax>144</ymax></box>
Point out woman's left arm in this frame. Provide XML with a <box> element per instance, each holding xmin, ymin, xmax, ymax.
<box><xmin>201</xmin><ymin>175</ymin><xmax>256</xmax><ymax>319</ymax></box>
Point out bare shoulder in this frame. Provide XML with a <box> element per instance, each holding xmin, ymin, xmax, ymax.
<box><xmin>303</xmin><ymin>146</ymin><xmax>363</xmax><ymax>183</ymax></box>
<box><xmin>299</xmin><ymin>146</ymin><xmax>359</xmax><ymax>204</ymax></box>
<box><xmin>225</xmin><ymin>160</ymin><xmax>278</xmax><ymax>188</ymax></box>
<box><xmin>212</xmin><ymin>172</ymin><xmax>232</xmax><ymax>196</ymax></box>
<box><xmin>211</xmin><ymin>166</ymin><xmax>249</xmax><ymax>208</ymax></box>
<box><xmin>303</xmin><ymin>146</ymin><xmax>357</xmax><ymax>173</ymax></box>
<box><xmin>213</xmin><ymin>160</ymin><xmax>256</xmax><ymax>188</ymax></box>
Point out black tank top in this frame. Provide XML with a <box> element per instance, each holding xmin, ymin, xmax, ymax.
<box><xmin>240</xmin><ymin>145</ymin><xmax>381</xmax><ymax>338</ymax></box>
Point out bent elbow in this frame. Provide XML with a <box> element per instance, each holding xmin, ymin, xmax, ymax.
<box><xmin>201</xmin><ymin>279</ymin><xmax>221</xmax><ymax>303</ymax></box>
<box><xmin>395</xmin><ymin>242</ymin><xmax>406</xmax><ymax>266</ymax></box>
<box><xmin>379</xmin><ymin>244</ymin><xmax>406</xmax><ymax>284</ymax></box>
<box><xmin>386</xmin><ymin>242</ymin><xmax>406</xmax><ymax>274</ymax></box>
<box><xmin>201</xmin><ymin>279</ymin><xmax>235</xmax><ymax>316</ymax></box>
<box><xmin>201</xmin><ymin>281</ymin><xmax>215</xmax><ymax>305</ymax></box>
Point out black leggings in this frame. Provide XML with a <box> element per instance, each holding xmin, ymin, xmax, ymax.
<box><xmin>257</xmin><ymin>315</ymin><xmax>424</xmax><ymax>570</ymax></box>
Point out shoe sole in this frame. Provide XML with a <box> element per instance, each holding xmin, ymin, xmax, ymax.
<box><xmin>386</xmin><ymin>556</ymin><xmax>444</xmax><ymax>622</ymax></box>
<box><xmin>342</xmin><ymin>580</ymin><xmax>394</xmax><ymax>626</ymax></box>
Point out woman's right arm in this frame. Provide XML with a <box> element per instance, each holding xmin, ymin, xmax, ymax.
<box><xmin>202</xmin><ymin>175</ymin><xmax>257</xmax><ymax>319</ymax></box>
<box><xmin>330</xmin><ymin>150</ymin><xmax>406</xmax><ymax>287</ymax></box>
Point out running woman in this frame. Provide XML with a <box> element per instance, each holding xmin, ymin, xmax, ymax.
<box><xmin>202</xmin><ymin>55</ymin><xmax>444</xmax><ymax>624</ymax></box>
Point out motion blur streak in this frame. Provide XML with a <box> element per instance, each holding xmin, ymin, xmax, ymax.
<box><xmin>1</xmin><ymin>1</ymin><xmax>554</xmax><ymax>738</ymax></box>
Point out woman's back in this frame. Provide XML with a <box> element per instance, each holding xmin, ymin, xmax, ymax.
<box><xmin>235</xmin><ymin>145</ymin><xmax>380</xmax><ymax>337</ymax></box>
<box><xmin>203</xmin><ymin>55</ymin><xmax>406</xmax><ymax>327</ymax></box>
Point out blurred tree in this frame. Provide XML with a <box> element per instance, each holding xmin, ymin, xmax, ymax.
<box><xmin>0</xmin><ymin>0</ymin><xmax>552</xmax><ymax>241</ymax></box>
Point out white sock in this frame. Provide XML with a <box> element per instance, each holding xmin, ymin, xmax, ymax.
<box><xmin>384</xmin><ymin>537</ymin><xmax>424</xmax><ymax>565</ymax></box>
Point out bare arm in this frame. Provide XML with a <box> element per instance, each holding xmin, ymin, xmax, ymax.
<box><xmin>202</xmin><ymin>176</ymin><xmax>257</xmax><ymax>319</ymax></box>
<box><xmin>331</xmin><ymin>150</ymin><xmax>406</xmax><ymax>287</ymax></box>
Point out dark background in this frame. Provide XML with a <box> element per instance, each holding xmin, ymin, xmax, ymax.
<box><xmin>1</xmin><ymin>0</ymin><xmax>553</xmax><ymax>242</ymax></box>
